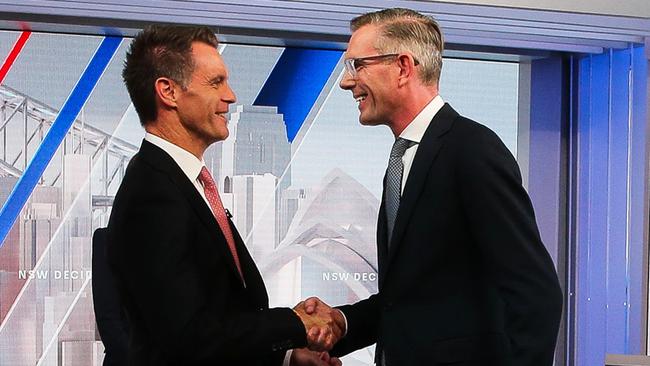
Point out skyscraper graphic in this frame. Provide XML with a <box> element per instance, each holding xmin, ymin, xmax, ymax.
<box><xmin>207</xmin><ymin>105</ymin><xmax>292</xmax><ymax>252</ymax></box>
<box><xmin>228</xmin><ymin>173</ymin><xmax>277</xmax><ymax>259</ymax></box>
<box><xmin>209</xmin><ymin>105</ymin><xmax>290</xmax><ymax>186</ymax></box>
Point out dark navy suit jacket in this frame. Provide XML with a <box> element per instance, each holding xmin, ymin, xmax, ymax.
<box><xmin>332</xmin><ymin>104</ymin><xmax>563</xmax><ymax>366</ymax></box>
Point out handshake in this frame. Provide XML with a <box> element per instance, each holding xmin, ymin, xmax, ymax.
<box><xmin>293</xmin><ymin>297</ymin><xmax>346</xmax><ymax>351</ymax></box>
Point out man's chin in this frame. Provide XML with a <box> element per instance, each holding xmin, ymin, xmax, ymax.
<box><xmin>359</xmin><ymin>116</ymin><xmax>381</xmax><ymax>127</ymax></box>
<box><xmin>207</xmin><ymin>130</ymin><xmax>229</xmax><ymax>144</ymax></box>
<box><xmin>216</xmin><ymin>132</ymin><xmax>229</xmax><ymax>142</ymax></box>
<box><xmin>214</xmin><ymin>125</ymin><xmax>230</xmax><ymax>140</ymax></box>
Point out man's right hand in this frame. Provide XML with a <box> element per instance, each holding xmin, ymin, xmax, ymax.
<box><xmin>293</xmin><ymin>297</ymin><xmax>345</xmax><ymax>351</ymax></box>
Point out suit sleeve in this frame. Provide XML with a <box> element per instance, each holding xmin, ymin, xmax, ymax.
<box><xmin>107</xmin><ymin>177</ymin><xmax>306</xmax><ymax>365</ymax></box>
<box><xmin>330</xmin><ymin>294</ymin><xmax>381</xmax><ymax>357</ymax></box>
<box><xmin>457</xmin><ymin>125</ymin><xmax>563</xmax><ymax>366</ymax></box>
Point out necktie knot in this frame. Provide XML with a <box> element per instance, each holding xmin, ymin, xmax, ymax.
<box><xmin>199</xmin><ymin>166</ymin><xmax>216</xmax><ymax>188</ymax></box>
<box><xmin>390</xmin><ymin>138</ymin><xmax>414</xmax><ymax>158</ymax></box>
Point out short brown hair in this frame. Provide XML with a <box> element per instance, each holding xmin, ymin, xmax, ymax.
<box><xmin>351</xmin><ymin>8</ymin><xmax>443</xmax><ymax>85</ymax></box>
<box><xmin>122</xmin><ymin>25</ymin><xmax>218</xmax><ymax>125</ymax></box>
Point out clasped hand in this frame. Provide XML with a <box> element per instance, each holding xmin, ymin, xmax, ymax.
<box><xmin>293</xmin><ymin>297</ymin><xmax>346</xmax><ymax>352</ymax></box>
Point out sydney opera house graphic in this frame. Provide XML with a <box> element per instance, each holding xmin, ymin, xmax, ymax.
<box><xmin>261</xmin><ymin>168</ymin><xmax>379</xmax><ymax>308</ymax></box>
<box><xmin>0</xmin><ymin>84</ymin><xmax>378</xmax><ymax>365</ymax></box>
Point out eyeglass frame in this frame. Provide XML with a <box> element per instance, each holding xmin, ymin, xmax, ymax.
<box><xmin>343</xmin><ymin>53</ymin><xmax>420</xmax><ymax>78</ymax></box>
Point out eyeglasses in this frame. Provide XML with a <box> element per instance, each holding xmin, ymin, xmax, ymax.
<box><xmin>343</xmin><ymin>53</ymin><xmax>419</xmax><ymax>78</ymax></box>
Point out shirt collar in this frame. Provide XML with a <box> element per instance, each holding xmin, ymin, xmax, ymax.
<box><xmin>144</xmin><ymin>132</ymin><xmax>205</xmax><ymax>181</ymax></box>
<box><xmin>399</xmin><ymin>95</ymin><xmax>444</xmax><ymax>144</ymax></box>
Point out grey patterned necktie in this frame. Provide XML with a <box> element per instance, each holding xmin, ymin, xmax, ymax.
<box><xmin>385</xmin><ymin>137</ymin><xmax>415</xmax><ymax>246</ymax></box>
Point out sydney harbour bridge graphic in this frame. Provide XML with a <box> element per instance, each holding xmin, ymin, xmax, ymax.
<box><xmin>0</xmin><ymin>84</ymin><xmax>378</xmax><ymax>366</ymax></box>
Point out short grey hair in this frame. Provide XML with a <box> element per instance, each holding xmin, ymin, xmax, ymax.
<box><xmin>351</xmin><ymin>8</ymin><xmax>443</xmax><ymax>85</ymax></box>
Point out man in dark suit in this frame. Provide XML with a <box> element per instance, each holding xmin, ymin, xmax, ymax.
<box><xmin>106</xmin><ymin>25</ymin><xmax>342</xmax><ymax>366</ymax></box>
<box><xmin>302</xmin><ymin>8</ymin><xmax>563</xmax><ymax>366</ymax></box>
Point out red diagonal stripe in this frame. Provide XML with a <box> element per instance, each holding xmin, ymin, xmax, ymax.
<box><xmin>0</xmin><ymin>31</ymin><xmax>31</xmax><ymax>84</ymax></box>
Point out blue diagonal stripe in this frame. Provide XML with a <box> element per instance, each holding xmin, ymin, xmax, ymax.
<box><xmin>0</xmin><ymin>36</ymin><xmax>122</xmax><ymax>248</ymax></box>
<box><xmin>254</xmin><ymin>48</ymin><xmax>342</xmax><ymax>142</ymax></box>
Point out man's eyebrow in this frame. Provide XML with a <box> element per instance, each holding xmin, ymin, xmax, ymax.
<box><xmin>208</xmin><ymin>75</ymin><xmax>226</xmax><ymax>84</ymax></box>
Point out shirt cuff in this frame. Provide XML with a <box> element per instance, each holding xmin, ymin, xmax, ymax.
<box><xmin>282</xmin><ymin>350</ymin><xmax>293</xmax><ymax>366</ymax></box>
<box><xmin>339</xmin><ymin>309</ymin><xmax>349</xmax><ymax>337</ymax></box>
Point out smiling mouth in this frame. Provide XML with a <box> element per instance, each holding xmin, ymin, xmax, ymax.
<box><xmin>355</xmin><ymin>95</ymin><xmax>367</xmax><ymax>103</ymax></box>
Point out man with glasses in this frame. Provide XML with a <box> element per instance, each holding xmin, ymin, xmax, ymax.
<box><xmin>300</xmin><ymin>8</ymin><xmax>562</xmax><ymax>366</ymax></box>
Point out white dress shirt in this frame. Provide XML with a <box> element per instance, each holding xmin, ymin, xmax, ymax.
<box><xmin>144</xmin><ymin>133</ymin><xmax>212</xmax><ymax>208</ymax></box>
<box><xmin>398</xmin><ymin>95</ymin><xmax>444</xmax><ymax>194</ymax></box>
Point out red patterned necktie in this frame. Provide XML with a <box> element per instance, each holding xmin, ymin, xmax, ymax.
<box><xmin>198</xmin><ymin>166</ymin><xmax>244</xmax><ymax>282</ymax></box>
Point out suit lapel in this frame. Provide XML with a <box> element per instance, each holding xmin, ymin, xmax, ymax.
<box><xmin>138</xmin><ymin>140</ymin><xmax>247</xmax><ymax>288</ymax></box>
<box><xmin>379</xmin><ymin>104</ymin><xmax>459</xmax><ymax>283</ymax></box>
<box><xmin>376</xmin><ymin>174</ymin><xmax>389</xmax><ymax>288</ymax></box>
<box><xmin>231</xmin><ymin>228</ymin><xmax>269</xmax><ymax>305</ymax></box>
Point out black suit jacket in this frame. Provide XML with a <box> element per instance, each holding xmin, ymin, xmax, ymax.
<box><xmin>106</xmin><ymin>140</ymin><xmax>306</xmax><ymax>366</ymax></box>
<box><xmin>332</xmin><ymin>104</ymin><xmax>563</xmax><ymax>366</ymax></box>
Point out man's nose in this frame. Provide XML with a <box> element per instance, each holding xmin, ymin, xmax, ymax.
<box><xmin>224</xmin><ymin>83</ymin><xmax>236</xmax><ymax>103</ymax></box>
<box><xmin>339</xmin><ymin>70</ymin><xmax>355</xmax><ymax>90</ymax></box>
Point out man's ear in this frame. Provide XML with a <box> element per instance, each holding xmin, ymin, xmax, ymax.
<box><xmin>396</xmin><ymin>54</ymin><xmax>417</xmax><ymax>87</ymax></box>
<box><xmin>154</xmin><ymin>77</ymin><xmax>178</xmax><ymax>108</ymax></box>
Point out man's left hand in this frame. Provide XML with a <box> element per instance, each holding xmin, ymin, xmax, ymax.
<box><xmin>290</xmin><ymin>348</ymin><xmax>342</xmax><ymax>366</ymax></box>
